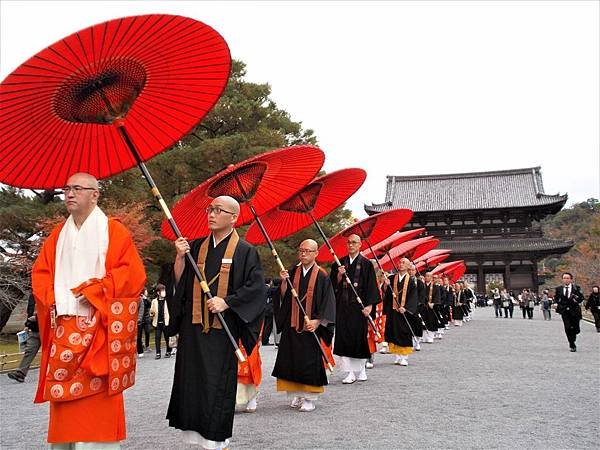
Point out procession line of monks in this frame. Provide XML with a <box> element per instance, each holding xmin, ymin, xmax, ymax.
<box><xmin>29</xmin><ymin>173</ymin><xmax>477</xmax><ymax>450</ymax></box>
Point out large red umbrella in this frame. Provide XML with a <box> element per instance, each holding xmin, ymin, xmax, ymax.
<box><xmin>245</xmin><ymin>168</ymin><xmax>366</xmax><ymax>244</ymax></box>
<box><xmin>361</xmin><ymin>228</ymin><xmax>425</xmax><ymax>259</ymax></box>
<box><xmin>0</xmin><ymin>15</ymin><xmax>244</xmax><ymax>360</ymax></box>
<box><xmin>163</xmin><ymin>146</ymin><xmax>334</xmax><ymax>371</ymax></box>
<box><xmin>414</xmin><ymin>253</ymin><xmax>450</xmax><ymax>271</ymax></box>
<box><xmin>161</xmin><ymin>146</ymin><xmax>325</xmax><ymax>240</ymax></box>
<box><xmin>431</xmin><ymin>260</ymin><xmax>464</xmax><ymax>276</ymax></box>
<box><xmin>1</xmin><ymin>14</ymin><xmax>230</xmax><ymax>188</ymax></box>
<box><xmin>245</xmin><ymin>168</ymin><xmax>382</xmax><ymax>339</ymax></box>
<box><xmin>413</xmin><ymin>248</ymin><xmax>452</xmax><ymax>264</ymax></box>
<box><xmin>448</xmin><ymin>263</ymin><xmax>467</xmax><ymax>282</ymax></box>
<box><xmin>379</xmin><ymin>236</ymin><xmax>440</xmax><ymax>272</ymax></box>
<box><xmin>316</xmin><ymin>209</ymin><xmax>413</xmax><ymax>263</ymax></box>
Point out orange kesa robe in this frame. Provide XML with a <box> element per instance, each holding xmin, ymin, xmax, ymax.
<box><xmin>32</xmin><ymin>218</ymin><xmax>146</xmax><ymax>444</ymax></box>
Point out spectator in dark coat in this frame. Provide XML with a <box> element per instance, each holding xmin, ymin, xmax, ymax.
<box><xmin>7</xmin><ymin>294</ymin><xmax>41</xmax><ymax>383</ymax></box>
<box><xmin>584</xmin><ymin>285</ymin><xmax>600</xmax><ymax>332</ymax></box>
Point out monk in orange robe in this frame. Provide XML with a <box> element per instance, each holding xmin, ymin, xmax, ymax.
<box><xmin>236</xmin><ymin>336</ymin><xmax>262</xmax><ymax>412</ymax></box>
<box><xmin>32</xmin><ymin>173</ymin><xmax>146</xmax><ymax>447</ymax></box>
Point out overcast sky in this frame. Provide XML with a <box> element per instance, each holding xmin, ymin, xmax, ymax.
<box><xmin>1</xmin><ymin>0</ymin><xmax>598</xmax><ymax>216</ymax></box>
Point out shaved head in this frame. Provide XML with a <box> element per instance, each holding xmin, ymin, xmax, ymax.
<box><xmin>301</xmin><ymin>239</ymin><xmax>318</xmax><ymax>251</ymax></box>
<box><xmin>64</xmin><ymin>172</ymin><xmax>100</xmax><ymax>225</ymax></box>
<box><xmin>208</xmin><ymin>196</ymin><xmax>240</xmax><ymax>234</ymax></box>
<box><xmin>399</xmin><ymin>257</ymin><xmax>411</xmax><ymax>272</ymax></box>
<box><xmin>67</xmin><ymin>172</ymin><xmax>99</xmax><ymax>189</ymax></box>
<box><xmin>299</xmin><ymin>239</ymin><xmax>318</xmax><ymax>267</ymax></box>
<box><xmin>213</xmin><ymin>195</ymin><xmax>240</xmax><ymax>214</ymax></box>
<box><xmin>346</xmin><ymin>233</ymin><xmax>361</xmax><ymax>257</ymax></box>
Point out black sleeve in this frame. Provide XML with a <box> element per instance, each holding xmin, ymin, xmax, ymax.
<box><xmin>363</xmin><ymin>259</ymin><xmax>381</xmax><ymax>306</ymax></box>
<box><xmin>26</xmin><ymin>293</ymin><xmax>36</xmax><ymax>318</ymax></box>
<box><xmin>224</xmin><ymin>245</ymin><xmax>267</xmax><ymax>324</ymax></box>
<box><xmin>382</xmin><ymin>276</ymin><xmax>394</xmax><ymax>315</ymax></box>
<box><xmin>273</xmin><ymin>266</ymin><xmax>294</xmax><ymax>331</ymax></box>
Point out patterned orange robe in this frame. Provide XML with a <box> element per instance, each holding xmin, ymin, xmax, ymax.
<box><xmin>32</xmin><ymin>218</ymin><xmax>146</xmax><ymax>444</ymax></box>
<box><xmin>237</xmin><ymin>341</ymin><xmax>262</xmax><ymax>387</ymax></box>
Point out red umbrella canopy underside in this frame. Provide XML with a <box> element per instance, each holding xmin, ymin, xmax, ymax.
<box><xmin>413</xmin><ymin>248</ymin><xmax>452</xmax><ymax>264</ymax></box>
<box><xmin>0</xmin><ymin>14</ymin><xmax>231</xmax><ymax>188</ymax></box>
<box><xmin>447</xmin><ymin>263</ymin><xmax>467</xmax><ymax>282</ymax></box>
<box><xmin>317</xmin><ymin>208</ymin><xmax>413</xmax><ymax>263</ymax></box>
<box><xmin>414</xmin><ymin>253</ymin><xmax>450</xmax><ymax>272</ymax></box>
<box><xmin>245</xmin><ymin>168</ymin><xmax>367</xmax><ymax>245</ymax></box>
<box><xmin>162</xmin><ymin>145</ymin><xmax>325</xmax><ymax>240</ymax></box>
<box><xmin>379</xmin><ymin>236</ymin><xmax>440</xmax><ymax>272</ymax></box>
<box><xmin>430</xmin><ymin>260</ymin><xmax>464</xmax><ymax>276</ymax></box>
<box><xmin>361</xmin><ymin>228</ymin><xmax>425</xmax><ymax>259</ymax></box>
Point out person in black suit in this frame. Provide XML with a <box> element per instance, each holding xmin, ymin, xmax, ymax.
<box><xmin>554</xmin><ymin>272</ymin><xmax>585</xmax><ymax>351</ymax></box>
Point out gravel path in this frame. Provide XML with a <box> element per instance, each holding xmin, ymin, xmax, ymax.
<box><xmin>1</xmin><ymin>307</ymin><xmax>598</xmax><ymax>449</ymax></box>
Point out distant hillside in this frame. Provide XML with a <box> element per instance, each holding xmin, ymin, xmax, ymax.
<box><xmin>540</xmin><ymin>199</ymin><xmax>599</xmax><ymax>294</ymax></box>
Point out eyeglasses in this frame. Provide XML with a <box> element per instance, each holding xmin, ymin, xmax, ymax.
<box><xmin>61</xmin><ymin>185</ymin><xmax>98</xmax><ymax>194</ymax></box>
<box><xmin>206</xmin><ymin>206</ymin><xmax>236</xmax><ymax>215</ymax></box>
<box><xmin>298</xmin><ymin>249</ymin><xmax>316</xmax><ymax>254</ymax></box>
<box><xmin>347</xmin><ymin>240</ymin><xmax>361</xmax><ymax>245</ymax></box>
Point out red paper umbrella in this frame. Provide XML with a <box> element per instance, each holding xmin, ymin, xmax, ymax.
<box><xmin>413</xmin><ymin>248</ymin><xmax>452</xmax><ymax>264</ymax></box>
<box><xmin>431</xmin><ymin>260</ymin><xmax>464</xmax><ymax>276</ymax></box>
<box><xmin>414</xmin><ymin>253</ymin><xmax>451</xmax><ymax>272</ymax></box>
<box><xmin>361</xmin><ymin>228</ymin><xmax>425</xmax><ymax>259</ymax></box>
<box><xmin>316</xmin><ymin>209</ymin><xmax>413</xmax><ymax>263</ymax></box>
<box><xmin>0</xmin><ymin>15</ymin><xmax>243</xmax><ymax>360</ymax></box>
<box><xmin>448</xmin><ymin>263</ymin><xmax>467</xmax><ymax>282</ymax></box>
<box><xmin>414</xmin><ymin>260</ymin><xmax>427</xmax><ymax>271</ymax></box>
<box><xmin>379</xmin><ymin>236</ymin><xmax>440</xmax><ymax>272</ymax></box>
<box><xmin>245</xmin><ymin>168</ymin><xmax>367</xmax><ymax>244</ymax></box>
<box><xmin>0</xmin><ymin>14</ymin><xmax>231</xmax><ymax>188</ymax></box>
<box><xmin>162</xmin><ymin>146</ymin><xmax>325</xmax><ymax>240</ymax></box>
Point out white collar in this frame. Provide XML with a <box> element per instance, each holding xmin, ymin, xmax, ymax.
<box><xmin>212</xmin><ymin>229</ymin><xmax>234</xmax><ymax>248</ymax></box>
<box><xmin>302</xmin><ymin>263</ymin><xmax>315</xmax><ymax>276</ymax></box>
<box><xmin>348</xmin><ymin>253</ymin><xmax>359</xmax><ymax>265</ymax></box>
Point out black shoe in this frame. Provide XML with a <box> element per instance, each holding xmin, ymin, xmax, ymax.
<box><xmin>155</xmin><ymin>354</ymin><xmax>161</xmax><ymax>359</ymax></box>
<box><xmin>7</xmin><ymin>371</ymin><xmax>24</xmax><ymax>383</ymax></box>
<box><xmin>165</xmin><ymin>352</ymin><xmax>171</xmax><ymax>358</ymax></box>
<box><xmin>570</xmin><ymin>347</ymin><xmax>577</xmax><ymax>352</ymax></box>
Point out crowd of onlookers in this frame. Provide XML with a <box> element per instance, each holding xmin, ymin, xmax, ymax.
<box><xmin>484</xmin><ymin>285</ymin><xmax>600</xmax><ymax>329</ymax></box>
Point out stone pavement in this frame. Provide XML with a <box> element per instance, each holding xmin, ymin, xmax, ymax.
<box><xmin>1</xmin><ymin>307</ymin><xmax>598</xmax><ymax>449</ymax></box>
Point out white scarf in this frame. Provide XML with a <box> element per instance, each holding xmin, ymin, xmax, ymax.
<box><xmin>54</xmin><ymin>206</ymin><xmax>109</xmax><ymax>317</ymax></box>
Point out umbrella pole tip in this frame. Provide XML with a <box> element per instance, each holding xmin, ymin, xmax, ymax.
<box><xmin>235</xmin><ymin>349</ymin><xmax>246</xmax><ymax>363</ymax></box>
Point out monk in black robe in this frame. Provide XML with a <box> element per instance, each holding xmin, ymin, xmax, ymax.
<box><xmin>383</xmin><ymin>258</ymin><xmax>418</xmax><ymax>366</ymax></box>
<box><xmin>272</xmin><ymin>239</ymin><xmax>335</xmax><ymax>412</ymax></box>
<box><xmin>421</xmin><ymin>272</ymin><xmax>440</xmax><ymax>343</ymax></box>
<box><xmin>453</xmin><ymin>283</ymin><xmax>465</xmax><ymax>325</ymax></box>
<box><xmin>441</xmin><ymin>276</ymin><xmax>455</xmax><ymax>324</ymax></box>
<box><xmin>167</xmin><ymin>196</ymin><xmax>265</xmax><ymax>449</ymax></box>
<box><xmin>409</xmin><ymin>266</ymin><xmax>425</xmax><ymax>349</ymax></box>
<box><xmin>330</xmin><ymin>233</ymin><xmax>379</xmax><ymax>384</ymax></box>
<box><xmin>433</xmin><ymin>274</ymin><xmax>448</xmax><ymax>332</ymax></box>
